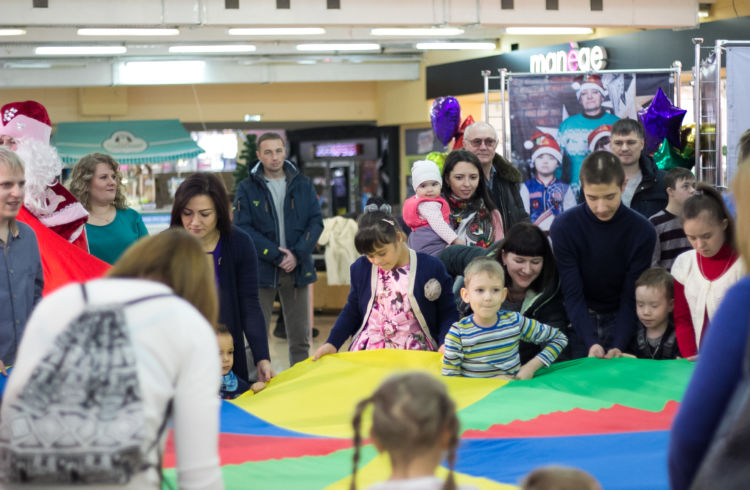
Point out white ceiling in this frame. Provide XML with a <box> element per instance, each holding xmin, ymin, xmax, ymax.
<box><xmin>0</xmin><ymin>0</ymin><xmax>701</xmax><ymax>88</ymax></box>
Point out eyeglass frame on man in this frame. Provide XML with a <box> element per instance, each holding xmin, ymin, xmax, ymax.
<box><xmin>467</xmin><ymin>137</ymin><xmax>498</xmax><ymax>148</ymax></box>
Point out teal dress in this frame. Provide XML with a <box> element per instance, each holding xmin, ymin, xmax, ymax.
<box><xmin>86</xmin><ymin>208</ymin><xmax>148</xmax><ymax>264</ymax></box>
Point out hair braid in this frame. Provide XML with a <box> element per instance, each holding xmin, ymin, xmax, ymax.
<box><xmin>349</xmin><ymin>397</ymin><xmax>372</xmax><ymax>490</ymax></box>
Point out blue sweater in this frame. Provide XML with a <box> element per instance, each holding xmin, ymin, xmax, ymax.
<box><xmin>550</xmin><ymin>202</ymin><xmax>656</xmax><ymax>350</ymax></box>
<box><xmin>669</xmin><ymin>276</ymin><xmax>750</xmax><ymax>489</ymax></box>
<box><xmin>326</xmin><ymin>250</ymin><xmax>458</xmax><ymax>349</ymax></box>
<box><xmin>218</xmin><ymin>226</ymin><xmax>270</xmax><ymax>381</ymax></box>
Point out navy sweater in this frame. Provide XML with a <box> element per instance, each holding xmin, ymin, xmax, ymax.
<box><xmin>550</xmin><ymin>202</ymin><xmax>656</xmax><ymax>350</ymax></box>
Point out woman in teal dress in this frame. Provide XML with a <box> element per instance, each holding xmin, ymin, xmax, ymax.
<box><xmin>68</xmin><ymin>153</ymin><xmax>148</xmax><ymax>264</ymax></box>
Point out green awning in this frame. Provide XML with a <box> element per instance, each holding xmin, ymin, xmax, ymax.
<box><xmin>52</xmin><ymin>119</ymin><xmax>204</xmax><ymax>165</ymax></box>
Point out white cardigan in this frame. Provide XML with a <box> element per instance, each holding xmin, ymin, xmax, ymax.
<box><xmin>671</xmin><ymin>250</ymin><xmax>745</xmax><ymax>345</ymax></box>
<box><xmin>1</xmin><ymin>278</ymin><xmax>224</xmax><ymax>490</ymax></box>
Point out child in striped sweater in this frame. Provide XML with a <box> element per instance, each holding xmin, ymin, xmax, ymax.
<box><xmin>442</xmin><ymin>257</ymin><xmax>567</xmax><ymax>379</ymax></box>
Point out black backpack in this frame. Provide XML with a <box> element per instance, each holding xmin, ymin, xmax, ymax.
<box><xmin>0</xmin><ymin>284</ymin><xmax>173</xmax><ymax>485</ymax></box>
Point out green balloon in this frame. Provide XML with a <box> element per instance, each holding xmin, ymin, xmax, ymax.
<box><xmin>426</xmin><ymin>151</ymin><xmax>447</xmax><ymax>173</ymax></box>
<box><xmin>653</xmin><ymin>138</ymin><xmax>693</xmax><ymax>171</ymax></box>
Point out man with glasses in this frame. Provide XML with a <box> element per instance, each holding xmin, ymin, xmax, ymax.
<box><xmin>557</xmin><ymin>74</ymin><xmax>619</xmax><ymax>193</ymax></box>
<box><xmin>463</xmin><ymin>121</ymin><xmax>529</xmax><ymax>234</ymax></box>
<box><xmin>610</xmin><ymin>118</ymin><xmax>667</xmax><ymax>219</ymax></box>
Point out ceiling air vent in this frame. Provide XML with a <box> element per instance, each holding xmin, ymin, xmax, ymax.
<box><xmin>276</xmin><ymin>0</ymin><xmax>290</xmax><ymax>8</ymax></box>
<box><xmin>225</xmin><ymin>0</ymin><xmax>239</xmax><ymax>8</ymax></box>
<box><xmin>32</xmin><ymin>0</ymin><xmax>48</xmax><ymax>7</ymax></box>
<box><xmin>591</xmin><ymin>0</ymin><xmax>603</xmax><ymax>11</ymax></box>
<box><xmin>501</xmin><ymin>0</ymin><xmax>513</xmax><ymax>9</ymax></box>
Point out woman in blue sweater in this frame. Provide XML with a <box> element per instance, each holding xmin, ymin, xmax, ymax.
<box><xmin>668</xmin><ymin>163</ymin><xmax>750</xmax><ymax>489</ymax></box>
<box><xmin>171</xmin><ymin>173</ymin><xmax>272</xmax><ymax>384</ymax></box>
<box><xmin>314</xmin><ymin>206</ymin><xmax>458</xmax><ymax>359</ymax></box>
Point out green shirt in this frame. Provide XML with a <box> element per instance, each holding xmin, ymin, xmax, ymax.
<box><xmin>86</xmin><ymin>207</ymin><xmax>148</xmax><ymax>264</ymax></box>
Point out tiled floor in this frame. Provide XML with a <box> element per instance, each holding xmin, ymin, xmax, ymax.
<box><xmin>267</xmin><ymin>311</ymin><xmax>340</xmax><ymax>374</ymax></box>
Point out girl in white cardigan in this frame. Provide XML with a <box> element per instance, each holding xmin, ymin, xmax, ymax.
<box><xmin>672</xmin><ymin>184</ymin><xmax>744</xmax><ymax>359</ymax></box>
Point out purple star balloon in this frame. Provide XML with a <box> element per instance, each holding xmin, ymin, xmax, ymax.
<box><xmin>430</xmin><ymin>96</ymin><xmax>461</xmax><ymax>146</ymax></box>
<box><xmin>638</xmin><ymin>88</ymin><xmax>687</xmax><ymax>154</ymax></box>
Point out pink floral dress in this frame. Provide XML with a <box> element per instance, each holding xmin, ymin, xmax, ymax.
<box><xmin>352</xmin><ymin>265</ymin><xmax>435</xmax><ymax>351</ymax></box>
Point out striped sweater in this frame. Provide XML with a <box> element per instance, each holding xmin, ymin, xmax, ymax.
<box><xmin>650</xmin><ymin>209</ymin><xmax>692</xmax><ymax>271</ymax></box>
<box><xmin>442</xmin><ymin>311</ymin><xmax>567</xmax><ymax>378</ymax></box>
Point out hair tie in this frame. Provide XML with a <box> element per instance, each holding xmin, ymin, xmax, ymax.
<box><xmin>363</xmin><ymin>203</ymin><xmax>392</xmax><ymax>215</ymax></box>
<box><xmin>381</xmin><ymin>218</ymin><xmax>395</xmax><ymax>226</ymax></box>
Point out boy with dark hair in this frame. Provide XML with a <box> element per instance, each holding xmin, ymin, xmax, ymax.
<box><xmin>629</xmin><ymin>267</ymin><xmax>680</xmax><ymax>360</ymax></box>
<box><xmin>550</xmin><ymin>151</ymin><xmax>656</xmax><ymax>359</ymax></box>
<box><xmin>610</xmin><ymin>118</ymin><xmax>668</xmax><ymax>218</ymax></box>
<box><xmin>650</xmin><ymin>167</ymin><xmax>696</xmax><ymax>270</ymax></box>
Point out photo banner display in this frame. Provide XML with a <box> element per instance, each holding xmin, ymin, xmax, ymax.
<box><xmin>507</xmin><ymin>71</ymin><xmax>674</xmax><ymax>230</ymax></box>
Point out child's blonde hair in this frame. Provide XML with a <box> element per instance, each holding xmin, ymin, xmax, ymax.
<box><xmin>463</xmin><ymin>256</ymin><xmax>505</xmax><ymax>288</ymax></box>
<box><xmin>521</xmin><ymin>465</ymin><xmax>602</xmax><ymax>490</ymax></box>
<box><xmin>350</xmin><ymin>372</ymin><xmax>459</xmax><ymax>490</ymax></box>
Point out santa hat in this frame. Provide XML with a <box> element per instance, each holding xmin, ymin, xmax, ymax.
<box><xmin>524</xmin><ymin>131</ymin><xmax>562</xmax><ymax>166</ymax></box>
<box><xmin>0</xmin><ymin>100</ymin><xmax>52</xmax><ymax>144</ymax></box>
<box><xmin>572</xmin><ymin>74</ymin><xmax>607</xmax><ymax>100</ymax></box>
<box><xmin>588</xmin><ymin>124</ymin><xmax>612</xmax><ymax>152</ymax></box>
<box><xmin>411</xmin><ymin>159</ymin><xmax>442</xmax><ymax>191</ymax></box>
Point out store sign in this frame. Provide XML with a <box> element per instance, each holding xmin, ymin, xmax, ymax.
<box><xmin>314</xmin><ymin>142</ymin><xmax>363</xmax><ymax>158</ymax></box>
<box><xmin>529</xmin><ymin>44</ymin><xmax>607</xmax><ymax>74</ymax></box>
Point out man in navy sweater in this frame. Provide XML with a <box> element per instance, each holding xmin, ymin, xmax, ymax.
<box><xmin>550</xmin><ymin>151</ymin><xmax>656</xmax><ymax>359</ymax></box>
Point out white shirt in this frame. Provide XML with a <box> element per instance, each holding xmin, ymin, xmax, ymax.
<box><xmin>1</xmin><ymin>278</ymin><xmax>224</xmax><ymax>490</ymax></box>
<box><xmin>369</xmin><ymin>476</ymin><xmax>477</xmax><ymax>490</ymax></box>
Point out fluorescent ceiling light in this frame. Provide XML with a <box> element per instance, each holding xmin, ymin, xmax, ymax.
<box><xmin>371</xmin><ymin>27</ymin><xmax>464</xmax><ymax>36</ymax></box>
<box><xmin>297</xmin><ymin>60</ymin><xmax>317</xmax><ymax>64</ymax></box>
<box><xmin>78</xmin><ymin>28</ymin><xmax>180</xmax><ymax>36</ymax></box>
<box><xmin>416</xmin><ymin>42</ymin><xmax>496</xmax><ymax>50</ymax></box>
<box><xmin>505</xmin><ymin>27</ymin><xmax>594</xmax><ymax>35</ymax></box>
<box><xmin>0</xmin><ymin>29</ymin><xmax>26</xmax><ymax>36</ymax></box>
<box><xmin>698</xmin><ymin>11</ymin><xmax>709</xmax><ymax>17</ymax></box>
<box><xmin>229</xmin><ymin>27</ymin><xmax>326</xmax><ymax>36</ymax></box>
<box><xmin>4</xmin><ymin>62</ymin><xmax>52</xmax><ymax>69</ymax></box>
<box><xmin>244</xmin><ymin>114</ymin><xmax>262</xmax><ymax>122</ymax></box>
<box><xmin>297</xmin><ymin>43</ymin><xmax>380</xmax><ymax>52</ymax></box>
<box><xmin>119</xmin><ymin>60</ymin><xmax>205</xmax><ymax>85</ymax></box>
<box><xmin>169</xmin><ymin>44</ymin><xmax>256</xmax><ymax>53</ymax></box>
<box><xmin>35</xmin><ymin>46</ymin><xmax>127</xmax><ymax>55</ymax></box>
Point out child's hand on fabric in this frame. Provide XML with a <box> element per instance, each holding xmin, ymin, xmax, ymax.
<box><xmin>588</xmin><ymin>344</ymin><xmax>605</xmax><ymax>358</ymax></box>
<box><xmin>313</xmin><ymin>343</ymin><xmax>337</xmax><ymax>361</ymax></box>
<box><xmin>437</xmin><ymin>344</ymin><xmax>445</xmax><ymax>354</ymax></box>
<box><xmin>605</xmin><ymin>348</ymin><xmax>623</xmax><ymax>359</ymax></box>
<box><xmin>493</xmin><ymin>374</ymin><xmax>515</xmax><ymax>380</ymax></box>
<box><xmin>514</xmin><ymin>357</ymin><xmax>544</xmax><ymax>380</ymax></box>
<box><xmin>250</xmin><ymin>381</ymin><xmax>266</xmax><ymax>393</ymax></box>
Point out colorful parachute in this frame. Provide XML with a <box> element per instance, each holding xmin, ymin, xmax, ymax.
<box><xmin>163</xmin><ymin>350</ymin><xmax>693</xmax><ymax>489</ymax></box>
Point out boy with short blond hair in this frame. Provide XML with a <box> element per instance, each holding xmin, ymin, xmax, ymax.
<box><xmin>441</xmin><ymin>256</ymin><xmax>567</xmax><ymax>380</ymax></box>
<box><xmin>629</xmin><ymin>267</ymin><xmax>680</xmax><ymax>360</ymax></box>
<box><xmin>650</xmin><ymin>167</ymin><xmax>696</xmax><ymax>270</ymax></box>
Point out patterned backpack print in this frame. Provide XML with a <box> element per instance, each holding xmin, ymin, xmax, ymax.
<box><xmin>0</xmin><ymin>285</ymin><xmax>172</xmax><ymax>484</ymax></box>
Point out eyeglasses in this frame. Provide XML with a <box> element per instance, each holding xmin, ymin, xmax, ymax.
<box><xmin>468</xmin><ymin>138</ymin><xmax>497</xmax><ymax>148</ymax></box>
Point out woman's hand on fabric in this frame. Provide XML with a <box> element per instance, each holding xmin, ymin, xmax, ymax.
<box><xmin>437</xmin><ymin>344</ymin><xmax>446</xmax><ymax>354</ymax></box>
<box><xmin>313</xmin><ymin>343</ymin><xmax>337</xmax><ymax>361</ymax></box>
<box><xmin>256</xmin><ymin>359</ymin><xmax>274</xmax><ymax>382</ymax></box>
<box><xmin>588</xmin><ymin>344</ymin><xmax>605</xmax><ymax>358</ymax></box>
<box><xmin>605</xmin><ymin>347</ymin><xmax>623</xmax><ymax>359</ymax></box>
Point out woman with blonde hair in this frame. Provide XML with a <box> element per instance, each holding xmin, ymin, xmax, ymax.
<box><xmin>0</xmin><ymin>229</ymin><xmax>224</xmax><ymax>489</ymax></box>
<box><xmin>68</xmin><ymin>153</ymin><xmax>148</xmax><ymax>264</ymax></box>
<box><xmin>669</xmin><ymin>162</ymin><xmax>750</xmax><ymax>489</ymax></box>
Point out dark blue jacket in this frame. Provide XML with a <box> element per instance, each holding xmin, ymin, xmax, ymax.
<box><xmin>630</xmin><ymin>153</ymin><xmax>668</xmax><ymax>219</ymax></box>
<box><xmin>326</xmin><ymin>250</ymin><xmax>458</xmax><ymax>349</ymax></box>
<box><xmin>218</xmin><ymin>226</ymin><xmax>269</xmax><ymax>382</ymax></box>
<box><xmin>233</xmin><ymin>160</ymin><xmax>323</xmax><ymax>288</ymax></box>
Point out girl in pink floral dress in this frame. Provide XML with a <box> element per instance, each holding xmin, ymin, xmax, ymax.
<box><xmin>314</xmin><ymin>203</ymin><xmax>458</xmax><ymax>360</ymax></box>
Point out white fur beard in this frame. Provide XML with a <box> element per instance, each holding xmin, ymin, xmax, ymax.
<box><xmin>14</xmin><ymin>137</ymin><xmax>64</xmax><ymax>214</ymax></box>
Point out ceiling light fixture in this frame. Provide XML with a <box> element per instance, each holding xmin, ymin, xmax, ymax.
<box><xmin>296</xmin><ymin>43</ymin><xmax>380</xmax><ymax>52</ymax></box>
<box><xmin>371</xmin><ymin>27</ymin><xmax>464</xmax><ymax>36</ymax></box>
<box><xmin>698</xmin><ymin>11</ymin><xmax>710</xmax><ymax>18</ymax></box>
<box><xmin>169</xmin><ymin>45</ymin><xmax>256</xmax><ymax>53</ymax></box>
<box><xmin>0</xmin><ymin>29</ymin><xmax>27</xmax><ymax>36</ymax></box>
<box><xmin>416</xmin><ymin>42</ymin><xmax>496</xmax><ymax>50</ymax></box>
<box><xmin>229</xmin><ymin>27</ymin><xmax>326</xmax><ymax>36</ymax></box>
<box><xmin>119</xmin><ymin>60</ymin><xmax>205</xmax><ymax>84</ymax></box>
<box><xmin>35</xmin><ymin>46</ymin><xmax>127</xmax><ymax>55</ymax></box>
<box><xmin>505</xmin><ymin>27</ymin><xmax>594</xmax><ymax>35</ymax></box>
<box><xmin>77</xmin><ymin>28</ymin><xmax>180</xmax><ymax>36</ymax></box>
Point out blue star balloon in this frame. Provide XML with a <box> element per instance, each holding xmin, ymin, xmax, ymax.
<box><xmin>638</xmin><ymin>88</ymin><xmax>687</xmax><ymax>154</ymax></box>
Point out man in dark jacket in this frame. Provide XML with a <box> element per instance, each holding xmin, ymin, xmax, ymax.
<box><xmin>611</xmin><ymin>118</ymin><xmax>668</xmax><ymax>219</ymax></box>
<box><xmin>233</xmin><ymin>132</ymin><xmax>323</xmax><ymax>366</ymax></box>
<box><xmin>463</xmin><ymin>121</ymin><xmax>529</xmax><ymax>233</ymax></box>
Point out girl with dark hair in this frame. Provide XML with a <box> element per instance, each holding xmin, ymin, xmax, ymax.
<box><xmin>442</xmin><ymin>149</ymin><xmax>503</xmax><ymax>248</ymax></box>
<box><xmin>171</xmin><ymin>173</ymin><xmax>272</xmax><ymax>384</ymax></box>
<box><xmin>313</xmin><ymin>206</ymin><xmax>457</xmax><ymax>359</ymax></box>
<box><xmin>672</xmin><ymin>183</ymin><xmax>745</xmax><ymax>358</ymax></box>
<box><xmin>440</xmin><ymin>222</ymin><xmax>572</xmax><ymax>362</ymax></box>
